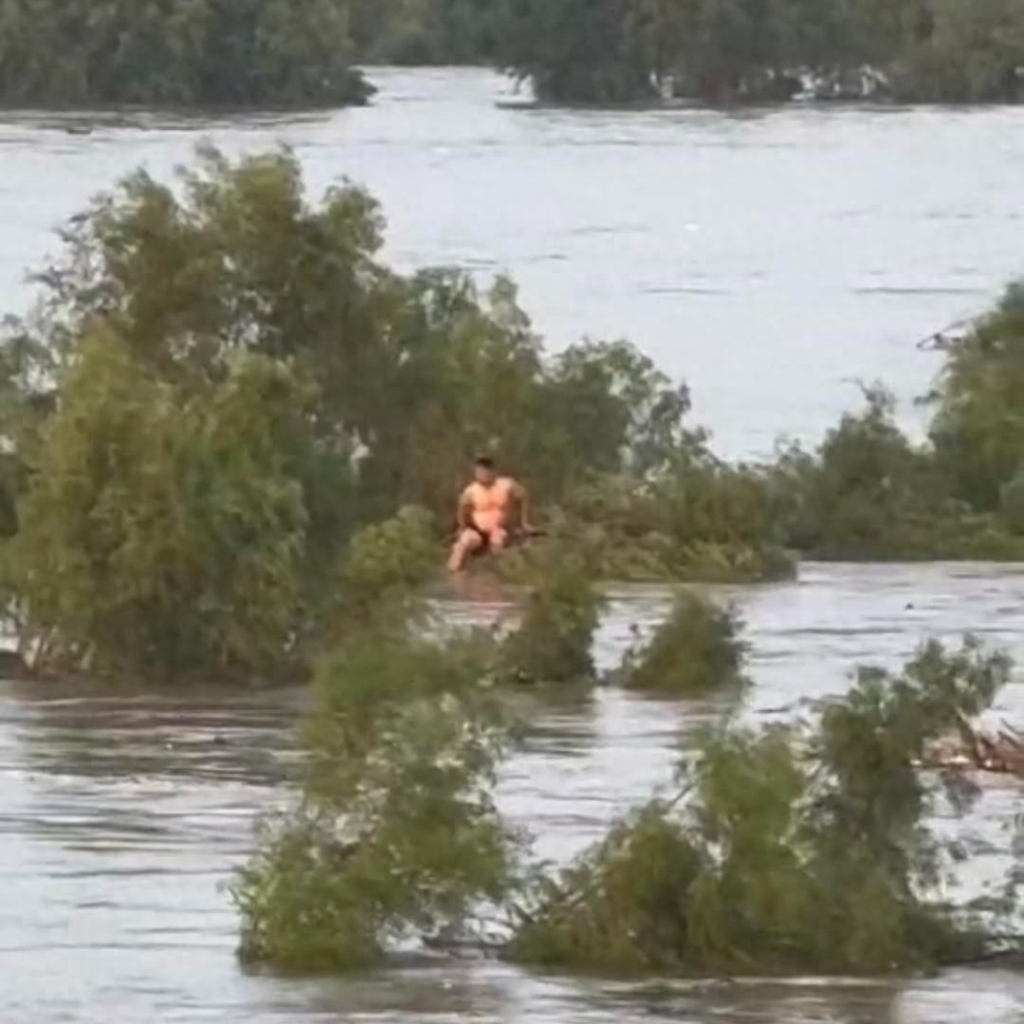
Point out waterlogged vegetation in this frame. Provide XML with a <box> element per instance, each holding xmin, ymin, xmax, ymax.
<box><xmin>239</xmin><ymin>571</ymin><xmax>1024</xmax><ymax>975</ymax></box>
<box><xmin>0</xmin><ymin>147</ymin><xmax>1022</xmax><ymax>982</ymax></box>
<box><xmin>0</xmin><ymin>0</ymin><xmax>372</xmax><ymax>107</ymax></box>
<box><xmin>501</xmin><ymin>559</ymin><xmax>605</xmax><ymax>684</ymax></box>
<box><xmin>2</xmin><ymin>149</ymin><xmax>1024</xmax><ymax>679</ymax></box>
<box><xmin>236</xmin><ymin>617</ymin><xmax>516</xmax><ymax>969</ymax></box>
<box><xmin>622</xmin><ymin>592</ymin><xmax>747</xmax><ymax>694</ymax></box>
<box><xmin>4</xmin><ymin>0</ymin><xmax>1023</xmax><ymax>109</ymax></box>
<box><xmin>512</xmin><ymin>641</ymin><xmax>1010</xmax><ymax>975</ymax></box>
<box><xmin>0</xmin><ymin>147</ymin><xmax>697</xmax><ymax>679</ymax></box>
<box><xmin>498</xmin><ymin>0</ymin><xmax>1024</xmax><ymax>104</ymax></box>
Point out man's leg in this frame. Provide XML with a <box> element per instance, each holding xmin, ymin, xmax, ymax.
<box><xmin>448</xmin><ymin>528</ymin><xmax>484</xmax><ymax>573</ymax></box>
<box><xmin>489</xmin><ymin>527</ymin><xmax>509</xmax><ymax>552</ymax></box>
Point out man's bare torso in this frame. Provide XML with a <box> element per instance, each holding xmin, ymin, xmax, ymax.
<box><xmin>463</xmin><ymin>477</ymin><xmax>515</xmax><ymax>533</ymax></box>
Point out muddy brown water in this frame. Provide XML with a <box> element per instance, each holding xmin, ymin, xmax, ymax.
<box><xmin>3</xmin><ymin>564</ymin><xmax>1024</xmax><ymax>1022</ymax></box>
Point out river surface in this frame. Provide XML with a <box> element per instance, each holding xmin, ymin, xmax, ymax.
<box><xmin>4</xmin><ymin>564</ymin><xmax>1024</xmax><ymax>1023</ymax></box>
<box><xmin>3</xmin><ymin>69</ymin><xmax>1024</xmax><ymax>456</ymax></box>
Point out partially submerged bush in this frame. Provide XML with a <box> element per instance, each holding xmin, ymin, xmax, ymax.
<box><xmin>0</xmin><ymin>0</ymin><xmax>373</xmax><ymax>107</ymax></box>
<box><xmin>235</xmin><ymin>621</ymin><xmax>518</xmax><ymax>970</ymax></box>
<box><xmin>930</xmin><ymin>281</ymin><xmax>1024</xmax><ymax>514</ymax></box>
<box><xmin>501</xmin><ymin>558</ymin><xmax>605</xmax><ymax>684</ymax></box>
<box><xmin>512</xmin><ymin>640</ymin><xmax>1011</xmax><ymax>976</ymax></box>
<box><xmin>331</xmin><ymin>506</ymin><xmax>439</xmax><ymax>630</ymax></box>
<box><xmin>623</xmin><ymin>592</ymin><xmax>747</xmax><ymax>694</ymax></box>
<box><xmin>9</xmin><ymin>332</ymin><xmax>309</xmax><ymax>682</ymax></box>
<box><xmin>549</xmin><ymin>440</ymin><xmax>797</xmax><ymax>584</ymax></box>
<box><xmin>780</xmin><ymin>385</ymin><xmax>1024</xmax><ymax>561</ymax></box>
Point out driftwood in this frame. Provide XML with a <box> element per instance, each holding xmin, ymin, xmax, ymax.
<box><xmin>920</xmin><ymin>719</ymin><xmax>1024</xmax><ymax>777</ymax></box>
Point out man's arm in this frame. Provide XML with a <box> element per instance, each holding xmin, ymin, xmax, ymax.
<box><xmin>456</xmin><ymin>488</ymin><xmax>473</xmax><ymax>531</ymax></box>
<box><xmin>513</xmin><ymin>480</ymin><xmax>534</xmax><ymax>533</ymax></box>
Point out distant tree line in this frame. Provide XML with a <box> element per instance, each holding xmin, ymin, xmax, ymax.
<box><xmin>495</xmin><ymin>0</ymin><xmax>1024</xmax><ymax>104</ymax></box>
<box><xmin>1</xmin><ymin>0</ymin><xmax>1021</xmax><ymax>107</ymax></box>
<box><xmin>349</xmin><ymin>0</ymin><xmax>506</xmax><ymax>65</ymax></box>
<box><xmin>0</xmin><ymin>0</ymin><xmax>372</xmax><ymax>107</ymax></box>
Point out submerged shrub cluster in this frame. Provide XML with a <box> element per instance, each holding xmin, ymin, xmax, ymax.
<box><xmin>0</xmin><ymin>0</ymin><xmax>372</xmax><ymax>108</ymax></box>
<box><xmin>511</xmin><ymin>640</ymin><xmax>1012</xmax><ymax>976</ymax></box>
<box><xmin>240</xmin><ymin>623</ymin><xmax>1023</xmax><ymax>976</ymax></box>
<box><xmin>623</xmin><ymin>592</ymin><xmax>747</xmax><ymax>695</ymax></box>
<box><xmin>235</xmin><ymin>618</ymin><xmax>517</xmax><ymax>970</ymax></box>
<box><xmin>2</xmin><ymin>146</ymin><xmax>1024</xmax><ymax>688</ymax></box>
<box><xmin>498</xmin><ymin>0</ymin><xmax>1024</xmax><ymax>105</ymax></box>
<box><xmin>0</xmin><ymin>147</ymin><xmax>699</xmax><ymax>681</ymax></box>
<box><xmin>501</xmin><ymin>557</ymin><xmax>605</xmax><ymax>684</ymax></box>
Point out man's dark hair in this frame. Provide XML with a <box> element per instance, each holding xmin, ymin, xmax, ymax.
<box><xmin>475</xmin><ymin>456</ymin><xmax>496</xmax><ymax>470</ymax></box>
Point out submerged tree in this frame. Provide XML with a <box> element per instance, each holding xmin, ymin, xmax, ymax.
<box><xmin>498</xmin><ymin>0</ymin><xmax>667</xmax><ymax>103</ymax></box>
<box><xmin>501</xmin><ymin>557</ymin><xmax>605</xmax><ymax>683</ymax></box>
<box><xmin>512</xmin><ymin>639</ymin><xmax>1012</xmax><ymax>975</ymax></box>
<box><xmin>0</xmin><ymin>145</ymin><xmax>712</xmax><ymax>681</ymax></box>
<box><xmin>496</xmin><ymin>0</ymin><xmax>1024</xmax><ymax>105</ymax></box>
<box><xmin>235</xmin><ymin>617</ymin><xmax>519</xmax><ymax>969</ymax></box>
<box><xmin>8</xmin><ymin>330</ymin><xmax>310</xmax><ymax>681</ymax></box>
<box><xmin>0</xmin><ymin>0</ymin><xmax>372</xmax><ymax>107</ymax></box>
<box><xmin>623</xmin><ymin>591</ymin><xmax>747</xmax><ymax>694</ymax></box>
<box><xmin>930</xmin><ymin>282</ymin><xmax>1024</xmax><ymax>515</ymax></box>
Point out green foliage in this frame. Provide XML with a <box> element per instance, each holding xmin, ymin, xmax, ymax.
<box><xmin>498</xmin><ymin>0</ymin><xmax>665</xmax><ymax>103</ymax></box>
<box><xmin>511</xmin><ymin>803</ymin><xmax>706</xmax><ymax>972</ymax></box>
<box><xmin>512</xmin><ymin>640</ymin><xmax>1010</xmax><ymax>976</ymax></box>
<box><xmin>6</xmin><ymin>145</ymin><xmax>1024</xmax><ymax>687</ymax></box>
<box><xmin>781</xmin><ymin>384</ymin><xmax>1024</xmax><ymax>560</ymax></box>
<box><xmin>623</xmin><ymin>591</ymin><xmax>747</xmax><ymax>694</ymax></box>
<box><xmin>894</xmin><ymin>0</ymin><xmax>1024</xmax><ymax>103</ymax></box>
<box><xmin>235</xmin><ymin>621</ymin><xmax>518</xmax><ymax>970</ymax></box>
<box><xmin>10</xmin><ymin>330</ymin><xmax>308</xmax><ymax>681</ymax></box>
<box><xmin>548</xmin><ymin>454</ymin><xmax>796</xmax><ymax>583</ymax></box>
<box><xmin>331</xmin><ymin>506</ymin><xmax>440</xmax><ymax>631</ymax></box>
<box><xmin>351</xmin><ymin>0</ymin><xmax>506</xmax><ymax>64</ymax></box>
<box><xmin>1</xmin><ymin>146</ymin><xmax>717</xmax><ymax>681</ymax></box>
<box><xmin>496</xmin><ymin>0</ymin><xmax>1024</xmax><ymax>105</ymax></box>
<box><xmin>0</xmin><ymin>0</ymin><xmax>372</xmax><ymax>107</ymax></box>
<box><xmin>502</xmin><ymin>558</ymin><xmax>605</xmax><ymax>683</ymax></box>
<box><xmin>930</xmin><ymin>282</ymin><xmax>1024</xmax><ymax>515</ymax></box>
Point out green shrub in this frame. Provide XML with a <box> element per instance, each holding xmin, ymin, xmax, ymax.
<box><xmin>0</xmin><ymin>0</ymin><xmax>372</xmax><ymax>107</ymax></box>
<box><xmin>501</xmin><ymin>558</ymin><xmax>605</xmax><ymax>684</ymax></box>
<box><xmin>235</xmin><ymin>622</ymin><xmax>518</xmax><ymax>970</ymax></box>
<box><xmin>331</xmin><ymin>506</ymin><xmax>439</xmax><ymax>630</ymax></box>
<box><xmin>511</xmin><ymin>640</ymin><xmax>1011</xmax><ymax>976</ymax></box>
<box><xmin>623</xmin><ymin>592</ymin><xmax>747</xmax><ymax>694</ymax></box>
<box><xmin>511</xmin><ymin>803</ymin><xmax>705</xmax><ymax>973</ymax></box>
<box><xmin>10</xmin><ymin>332</ymin><xmax>309</xmax><ymax>682</ymax></box>
<box><xmin>780</xmin><ymin>384</ymin><xmax>1024</xmax><ymax>561</ymax></box>
<box><xmin>931</xmin><ymin>280</ymin><xmax>1024</xmax><ymax>514</ymax></box>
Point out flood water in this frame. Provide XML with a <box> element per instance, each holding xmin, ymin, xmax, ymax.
<box><xmin>3</xmin><ymin>69</ymin><xmax>1024</xmax><ymax>1021</ymax></box>
<box><xmin>2</xmin><ymin>69</ymin><xmax>1024</xmax><ymax>456</ymax></box>
<box><xmin>4</xmin><ymin>564</ymin><xmax>1024</xmax><ymax>1022</ymax></box>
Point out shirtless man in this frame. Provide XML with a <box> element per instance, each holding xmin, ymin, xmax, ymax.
<box><xmin>448</xmin><ymin>457</ymin><xmax>532</xmax><ymax>573</ymax></box>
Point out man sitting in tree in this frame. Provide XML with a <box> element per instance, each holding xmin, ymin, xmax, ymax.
<box><xmin>448</xmin><ymin>457</ymin><xmax>533</xmax><ymax>572</ymax></box>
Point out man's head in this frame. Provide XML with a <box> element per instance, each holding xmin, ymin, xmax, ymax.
<box><xmin>473</xmin><ymin>456</ymin><xmax>497</xmax><ymax>485</ymax></box>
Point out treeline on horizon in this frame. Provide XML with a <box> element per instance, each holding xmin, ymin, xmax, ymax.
<box><xmin>493</xmin><ymin>0</ymin><xmax>1024</xmax><ymax>104</ymax></box>
<box><xmin>1</xmin><ymin>0</ymin><xmax>1023</xmax><ymax>107</ymax></box>
<box><xmin>1</xmin><ymin>146</ymin><xmax>1024</xmax><ymax>685</ymax></box>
